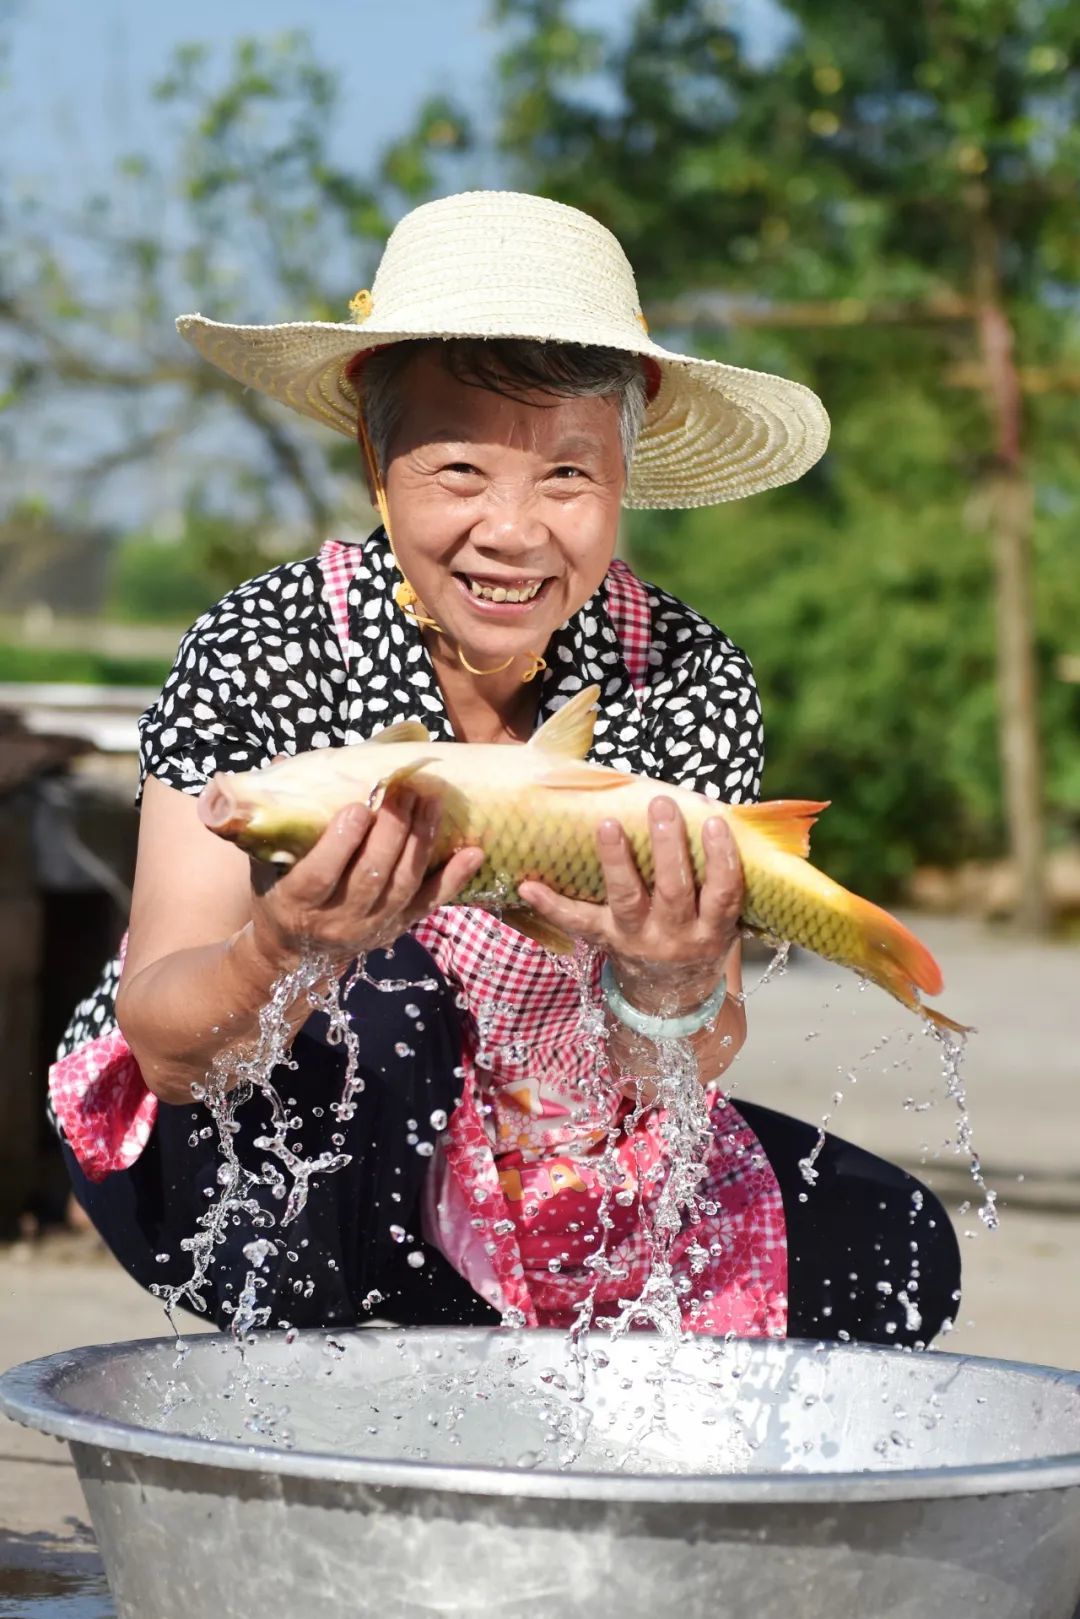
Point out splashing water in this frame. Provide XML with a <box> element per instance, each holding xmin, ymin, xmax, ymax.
<box><xmin>608</xmin><ymin>1036</ymin><xmax>713</xmax><ymax>1339</ymax></box>
<box><xmin>152</xmin><ymin>947</ymin><xmax>440</xmax><ymax>1349</ymax></box>
<box><xmin>933</xmin><ymin>1026</ymin><xmax>998</xmax><ymax>1231</ymax></box>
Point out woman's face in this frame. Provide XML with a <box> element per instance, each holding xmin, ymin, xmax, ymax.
<box><xmin>381</xmin><ymin>349</ymin><xmax>626</xmax><ymax>669</ymax></box>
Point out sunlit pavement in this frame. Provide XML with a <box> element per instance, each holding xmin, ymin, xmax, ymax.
<box><xmin>0</xmin><ymin>912</ymin><xmax>1075</xmax><ymax>1598</ymax></box>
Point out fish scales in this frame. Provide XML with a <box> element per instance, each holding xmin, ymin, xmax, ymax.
<box><xmin>453</xmin><ymin>788</ymin><xmax>662</xmax><ymax>906</ymax></box>
<box><xmin>743</xmin><ymin>865</ymin><xmax>862</xmax><ymax>967</ymax></box>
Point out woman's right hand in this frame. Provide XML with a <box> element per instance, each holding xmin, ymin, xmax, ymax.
<box><xmin>247</xmin><ymin>790</ymin><xmax>484</xmax><ymax>975</ymax></box>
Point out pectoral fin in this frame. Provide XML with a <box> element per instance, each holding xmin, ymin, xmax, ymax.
<box><xmin>529</xmin><ymin>684</ymin><xmax>601</xmax><ymax>758</ymax></box>
<box><xmin>501</xmin><ymin>906</ymin><xmax>576</xmax><ymax>955</ymax></box>
<box><xmin>368</xmin><ymin>757</ymin><xmax>435</xmax><ymax>811</ymax></box>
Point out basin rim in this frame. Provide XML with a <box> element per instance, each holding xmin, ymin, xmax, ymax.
<box><xmin>4</xmin><ymin>1332</ymin><xmax>1080</xmax><ymax>1507</ymax></box>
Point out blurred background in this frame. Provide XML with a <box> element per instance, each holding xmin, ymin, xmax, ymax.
<box><xmin>0</xmin><ymin>0</ymin><xmax>1077</xmax><ymax>1340</ymax></box>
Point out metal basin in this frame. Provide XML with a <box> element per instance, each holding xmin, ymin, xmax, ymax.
<box><xmin>4</xmin><ymin>1329</ymin><xmax>1080</xmax><ymax>1619</ymax></box>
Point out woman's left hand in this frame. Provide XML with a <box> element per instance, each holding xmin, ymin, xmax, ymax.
<box><xmin>517</xmin><ymin>796</ymin><xmax>744</xmax><ymax>1006</ymax></box>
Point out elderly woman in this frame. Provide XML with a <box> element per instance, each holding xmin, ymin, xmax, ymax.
<box><xmin>52</xmin><ymin>191</ymin><xmax>958</xmax><ymax>1343</ymax></box>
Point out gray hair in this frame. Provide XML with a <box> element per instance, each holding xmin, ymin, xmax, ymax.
<box><xmin>353</xmin><ymin>338</ymin><xmax>648</xmax><ymax>479</ymax></box>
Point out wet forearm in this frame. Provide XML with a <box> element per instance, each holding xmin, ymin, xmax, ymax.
<box><xmin>115</xmin><ymin>926</ymin><xmax>330</xmax><ymax>1106</ymax></box>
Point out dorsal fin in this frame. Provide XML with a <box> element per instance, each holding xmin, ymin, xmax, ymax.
<box><xmin>529</xmin><ymin>684</ymin><xmax>600</xmax><ymax>758</ymax></box>
<box><xmin>725</xmin><ymin>800</ymin><xmax>830</xmax><ymax>859</ymax></box>
<box><xmin>369</xmin><ymin>719</ymin><xmax>432</xmax><ymax>745</ymax></box>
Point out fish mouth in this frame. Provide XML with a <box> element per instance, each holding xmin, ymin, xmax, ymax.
<box><xmin>198</xmin><ymin>776</ymin><xmax>250</xmax><ymax>836</ymax></box>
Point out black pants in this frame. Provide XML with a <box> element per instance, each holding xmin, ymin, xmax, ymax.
<box><xmin>66</xmin><ymin>936</ymin><xmax>960</xmax><ymax>1346</ymax></box>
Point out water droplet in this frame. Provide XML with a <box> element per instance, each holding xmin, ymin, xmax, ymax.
<box><xmin>406</xmin><ymin>1250</ymin><xmax>426</xmax><ymax>1269</ymax></box>
<box><xmin>242</xmin><ymin>1239</ymin><xmax>274</xmax><ymax>1270</ymax></box>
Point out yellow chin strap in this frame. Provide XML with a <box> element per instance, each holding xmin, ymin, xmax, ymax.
<box><xmin>356</xmin><ymin>405</ymin><xmax>442</xmax><ymax>634</ymax></box>
<box><xmin>355</xmin><ymin>396</ymin><xmax>547</xmax><ymax>684</ymax></box>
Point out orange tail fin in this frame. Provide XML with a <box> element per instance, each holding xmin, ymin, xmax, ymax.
<box><xmin>847</xmin><ymin>891</ymin><xmax>973</xmax><ymax>1034</ymax></box>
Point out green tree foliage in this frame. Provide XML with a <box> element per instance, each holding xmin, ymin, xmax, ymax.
<box><xmin>486</xmin><ymin>0</ymin><xmax>1080</xmax><ymax>896</ymax></box>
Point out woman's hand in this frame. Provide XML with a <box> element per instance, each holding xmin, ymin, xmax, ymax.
<box><xmin>248</xmin><ymin>789</ymin><xmax>484</xmax><ymax>976</ymax></box>
<box><xmin>518</xmin><ymin>795</ymin><xmax>743</xmax><ymax>1013</ymax></box>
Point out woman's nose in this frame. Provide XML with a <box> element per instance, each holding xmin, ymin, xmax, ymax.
<box><xmin>471</xmin><ymin>502</ymin><xmax>548</xmax><ymax>554</ymax></box>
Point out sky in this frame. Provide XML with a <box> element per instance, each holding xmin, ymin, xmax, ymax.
<box><xmin>4</xmin><ymin>0</ymin><xmax>631</xmax><ymax>204</ymax></box>
<box><xmin>5</xmin><ymin>0</ymin><xmax>789</xmax><ymax>202</ymax></box>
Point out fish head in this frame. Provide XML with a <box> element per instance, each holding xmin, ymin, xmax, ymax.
<box><xmin>197</xmin><ymin>741</ymin><xmax>433</xmax><ymax>867</ymax></box>
<box><xmin>198</xmin><ymin>762</ymin><xmax>333</xmax><ymax>867</ymax></box>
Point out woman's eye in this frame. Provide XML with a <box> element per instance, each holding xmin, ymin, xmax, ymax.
<box><xmin>550</xmin><ymin>465</ymin><xmax>585</xmax><ymax>480</ymax></box>
<box><xmin>444</xmin><ymin>462</ymin><xmax>480</xmax><ymax>476</ymax></box>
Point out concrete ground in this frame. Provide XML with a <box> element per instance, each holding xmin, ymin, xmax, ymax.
<box><xmin>1</xmin><ymin>914</ymin><xmax>1077</xmax><ymax>1612</ymax></box>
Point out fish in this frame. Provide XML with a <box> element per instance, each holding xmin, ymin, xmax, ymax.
<box><xmin>197</xmin><ymin>683</ymin><xmax>967</xmax><ymax>1034</ymax></box>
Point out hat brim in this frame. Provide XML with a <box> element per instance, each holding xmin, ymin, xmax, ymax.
<box><xmin>176</xmin><ymin>313</ymin><xmax>829</xmax><ymax>509</ymax></box>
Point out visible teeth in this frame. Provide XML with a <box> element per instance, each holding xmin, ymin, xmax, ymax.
<box><xmin>466</xmin><ymin>577</ymin><xmax>543</xmax><ymax>603</ymax></box>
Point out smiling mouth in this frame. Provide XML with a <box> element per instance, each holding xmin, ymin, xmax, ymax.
<box><xmin>456</xmin><ymin>574</ymin><xmax>549</xmax><ymax>604</ymax></box>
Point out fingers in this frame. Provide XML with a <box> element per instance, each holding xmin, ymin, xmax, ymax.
<box><xmin>646</xmin><ymin>797</ymin><xmax>696</xmax><ymax>925</ymax></box>
<box><xmin>286</xmin><ymin>802</ymin><xmax>374</xmax><ymax>905</ymax></box>
<box><xmin>517</xmin><ymin>879</ymin><xmax>607</xmax><ymax>944</ymax></box>
<box><xmin>413</xmin><ymin>845</ymin><xmax>486</xmax><ymax>914</ymax></box>
<box><xmin>357</xmin><ymin>791</ymin><xmax>437</xmax><ymax>917</ymax></box>
<box><xmin>698</xmin><ymin>816</ymin><xmax>743</xmax><ymax>935</ymax></box>
<box><xmin>596</xmin><ymin>817</ymin><xmax>649</xmax><ymax>933</ymax></box>
<box><xmin>325</xmin><ymin>791</ymin><xmax>411</xmax><ymax>914</ymax></box>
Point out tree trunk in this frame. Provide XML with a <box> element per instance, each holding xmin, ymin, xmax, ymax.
<box><xmin>972</xmin><ymin>213</ymin><xmax>1049</xmax><ymax>932</ymax></box>
<box><xmin>987</xmin><ymin>471</ymin><xmax>1049</xmax><ymax>930</ymax></box>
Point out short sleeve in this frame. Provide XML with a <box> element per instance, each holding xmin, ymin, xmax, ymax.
<box><xmin>137</xmin><ymin>558</ymin><xmax>344</xmax><ymax>802</ymax></box>
<box><xmin>639</xmin><ymin>586</ymin><xmax>765</xmax><ymax>806</ymax></box>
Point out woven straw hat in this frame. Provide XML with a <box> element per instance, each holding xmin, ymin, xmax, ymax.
<box><xmin>177</xmin><ymin>190</ymin><xmax>829</xmax><ymax>509</ymax></box>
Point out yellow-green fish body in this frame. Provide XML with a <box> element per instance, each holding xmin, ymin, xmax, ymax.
<box><xmin>198</xmin><ymin>684</ymin><xmax>961</xmax><ymax>1031</ymax></box>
